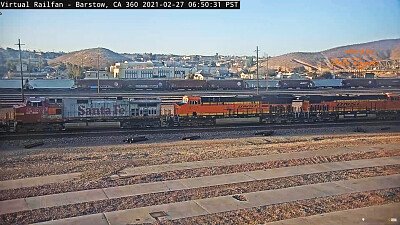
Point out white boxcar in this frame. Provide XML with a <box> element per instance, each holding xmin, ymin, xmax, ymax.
<box><xmin>244</xmin><ymin>80</ymin><xmax>279</xmax><ymax>89</ymax></box>
<box><xmin>0</xmin><ymin>79</ymin><xmax>26</xmax><ymax>89</ymax></box>
<box><xmin>311</xmin><ymin>79</ymin><xmax>343</xmax><ymax>88</ymax></box>
<box><xmin>27</xmin><ymin>79</ymin><xmax>75</xmax><ymax>89</ymax></box>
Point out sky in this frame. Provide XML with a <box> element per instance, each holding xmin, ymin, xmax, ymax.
<box><xmin>0</xmin><ymin>0</ymin><xmax>399</xmax><ymax>56</ymax></box>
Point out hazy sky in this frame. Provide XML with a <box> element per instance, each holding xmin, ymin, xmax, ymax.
<box><xmin>0</xmin><ymin>0</ymin><xmax>399</xmax><ymax>56</ymax></box>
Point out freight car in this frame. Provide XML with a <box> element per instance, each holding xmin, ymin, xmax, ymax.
<box><xmin>311</xmin><ymin>79</ymin><xmax>343</xmax><ymax>88</ymax></box>
<box><xmin>0</xmin><ymin>79</ymin><xmax>75</xmax><ymax>91</ymax></box>
<box><xmin>244</xmin><ymin>80</ymin><xmax>279</xmax><ymax>89</ymax></box>
<box><xmin>278</xmin><ymin>80</ymin><xmax>312</xmax><ymax>89</ymax></box>
<box><xmin>167</xmin><ymin>80</ymin><xmax>207</xmax><ymax>90</ymax></box>
<box><xmin>26</xmin><ymin>79</ymin><xmax>76</xmax><ymax>90</ymax></box>
<box><xmin>375</xmin><ymin>78</ymin><xmax>400</xmax><ymax>88</ymax></box>
<box><xmin>75</xmin><ymin>79</ymin><xmax>122</xmax><ymax>89</ymax></box>
<box><xmin>0</xmin><ymin>79</ymin><xmax>27</xmax><ymax>90</ymax></box>
<box><xmin>3</xmin><ymin>96</ymin><xmax>162</xmax><ymax>132</ymax></box>
<box><xmin>206</xmin><ymin>79</ymin><xmax>244</xmax><ymax>90</ymax></box>
<box><xmin>342</xmin><ymin>79</ymin><xmax>377</xmax><ymax>88</ymax></box>
<box><xmin>122</xmin><ymin>79</ymin><xmax>167</xmax><ymax>90</ymax></box>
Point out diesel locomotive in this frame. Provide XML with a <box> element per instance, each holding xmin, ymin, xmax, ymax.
<box><xmin>1</xmin><ymin>93</ymin><xmax>400</xmax><ymax>132</ymax></box>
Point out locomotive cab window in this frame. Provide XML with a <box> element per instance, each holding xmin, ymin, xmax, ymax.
<box><xmin>31</xmin><ymin>102</ymin><xmax>42</xmax><ymax>107</ymax></box>
<box><xmin>56</xmin><ymin>109</ymin><xmax>62</xmax><ymax>115</ymax></box>
<box><xmin>190</xmin><ymin>100</ymin><xmax>200</xmax><ymax>105</ymax></box>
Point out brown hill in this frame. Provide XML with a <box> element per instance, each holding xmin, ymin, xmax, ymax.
<box><xmin>261</xmin><ymin>39</ymin><xmax>400</xmax><ymax>71</ymax></box>
<box><xmin>49</xmin><ymin>47</ymin><xmax>129</xmax><ymax>69</ymax></box>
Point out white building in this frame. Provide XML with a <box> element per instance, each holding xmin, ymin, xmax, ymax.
<box><xmin>111</xmin><ymin>61</ymin><xmax>195</xmax><ymax>79</ymax></box>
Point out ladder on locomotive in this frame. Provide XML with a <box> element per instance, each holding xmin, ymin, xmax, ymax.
<box><xmin>173</xmin><ymin>115</ymin><xmax>179</xmax><ymax>127</ymax></box>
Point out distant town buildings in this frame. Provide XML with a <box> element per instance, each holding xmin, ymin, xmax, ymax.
<box><xmin>108</xmin><ymin>61</ymin><xmax>196</xmax><ymax>79</ymax></box>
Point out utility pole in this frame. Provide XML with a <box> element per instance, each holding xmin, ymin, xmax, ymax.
<box><xmin>15</xmin><ymin>39</ymin><xmax>25</xmax><ymax>101</ymax></box>
<box><xmin>266</xmin><ymin>54</ymin><xmax>269</xmax><ymax>92</ymax></box>
<box><xmin>28</xmin><ymin>55</ymin><xmax>31</xmax><ymax>79</ymax></box>
<box><xmin>78</xmin><ymin>57</ymin><xmax>83</xmax><ymax>82</ymax></box>
<box><xmin>256</xmin><ymin>46</ymin><xmax>260</xmax><ymax>95</ymax></box>
<box><xmin>97</xmin><ymin>53</ymin><xmax>100</xmax><ymax>94</ymax></box>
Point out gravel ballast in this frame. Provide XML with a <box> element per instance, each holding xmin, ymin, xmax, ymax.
<box><xmin>0</xmin><ymin>165</ymin><xmax>399</xmax><ymax>224</ymax></box>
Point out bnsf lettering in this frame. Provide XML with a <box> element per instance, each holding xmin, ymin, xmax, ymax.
<box><xmin>77</xmin><ymin>105</ymin><xmax>125</xmax><ymax>116</ymax></box>
<box><xmin>336</xmin><ymin>102</ymin><xmax>360</xmax><ymax>107</ymax></box>
<box><xmin>238</xmin><ymin>104</ymin><xmax>257</xmax><ymax>108</ymax></box>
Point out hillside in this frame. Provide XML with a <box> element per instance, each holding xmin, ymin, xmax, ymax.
<box><xmin>49</xmin><ymin>48</ymin><xmax>129</xmax><ymax>69</ymax></box>
<box><xmin>261</xmin><ymin>39</ymin><xmax>400</xmax><ymax>71</ymax></box>
<box><xmin>0</xmin><ymin>48</ymin><xmax>63</xmax><ymax>76</ymax></box>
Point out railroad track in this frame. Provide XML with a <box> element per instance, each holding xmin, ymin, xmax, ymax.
<box><xmin>1</xmin><ymin>88</ymin><xmax>399</xmax><ymax>97</ymax></box>
<box><xmin>1</xmin><ymin>120</ymin><xmax>399</xmax><ymax>140</ymax></box>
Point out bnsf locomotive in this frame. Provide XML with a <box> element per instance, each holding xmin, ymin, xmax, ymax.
<box><xmin>174</xmin><ymin>93</ymin><xmax>400</xmax><ymax>126</ymax></box>
<box><xmin>1</xmin><ymin>93</ymin><xmax>400</xmax><ymax>132</ymax></box>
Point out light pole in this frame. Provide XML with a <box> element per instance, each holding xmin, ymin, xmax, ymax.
<box><xmin>97</xmin><ymin>53</ymin><xmax>100</xmax><ymax>94</ymax></box>
<box><xmin>256</xmin><ymin>46</ymin><xmax>259</xmax><ymax>95</ymax></box>
<box><xmin>266</xmin><ymin>54</ymin><xmax>269</xmax><ymax>92</ymax></box>
<box><xmin>15</xmin><ymin>39</ymin><xmax>25</xmax><ymax>101</ymax></box>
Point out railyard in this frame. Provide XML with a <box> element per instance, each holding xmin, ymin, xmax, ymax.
<box><xmin>0</xmin><ymin>122</ymin><xmax>400</xmax><ymax>224</ymax></box>
<box><xmin>2</xmin><ymin>0</ymin><xmax>400</xmax><ymax>224</ymax></box>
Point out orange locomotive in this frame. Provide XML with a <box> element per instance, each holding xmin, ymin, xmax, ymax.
<box><xmin>174</xmin><ymin>94</ymin><xmax>296</xmax><ymax>125</ymax></box>
<box><xmin>306</xmin><ymin>93</ymin><xmax>400</xmax><ymax>121</ymax></box>
<box><xmin>174</xmin><ymin>94</ymin><xmax>400</xmax><ymax>125</ymax></box>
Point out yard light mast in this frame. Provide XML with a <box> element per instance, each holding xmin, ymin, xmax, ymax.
<box><xmin>15</xmin><ymin>39</ymin><xmax>25</xmax><ymax>101</ymax></box>
<box><xmin>255</xmin><ymin>46</ymin><xmax>260</xmax><ymax>95</ymax></box>
<box><xmin>97</xmin><ymin>53</ymin><xmax>100</xmax><ymax>94</ymax></box>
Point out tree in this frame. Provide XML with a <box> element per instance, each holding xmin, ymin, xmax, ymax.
<box><xmin>58</xmin><ymin>63</ymin><xmax>67</xmax><ymax>71</ymax></box>
<box><xmin>6</xmin><ymin>60</ymin><xmax>16</xmax><ymax>72</ymax></box>
<box><xmin>320</xmin><ymin>71</ymin><xmax>333</xmax><ymax>79</ymax></box>
<box><xmin>66</xmin><ymin>63</ymin><xmax>74</xmax><ymax>79</ymax></box>
<box><xmin>266</xmin><ymin>69</ymin><xmax>276</xmax><ymax>77</ymax></box>
<box><xmin>72</xmin><ymin>65</ymin><xmax>84</xmax><ymax>79</ymax></box>
<box><xmin>42</xmin><ymin>59</ymin><xmax>48</xmax><ymax>67</ymax></box>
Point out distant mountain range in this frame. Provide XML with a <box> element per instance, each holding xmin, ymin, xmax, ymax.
<box><xmin>1</xmin><ymin>39</ymin><xmax>399</xmax><ymax>76</ymax></box>
<box><xmin>261</xmin><ymin>39</ymin><xmax>400</xmax><ymax>71</ymax></box>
